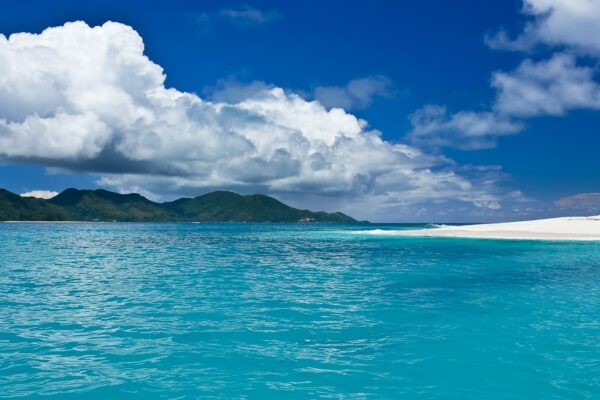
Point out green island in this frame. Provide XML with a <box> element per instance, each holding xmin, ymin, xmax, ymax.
<box><xmin>0</xmin><ymin>188</ymin><xmax>357</xmax><ymax>223</ymax></box>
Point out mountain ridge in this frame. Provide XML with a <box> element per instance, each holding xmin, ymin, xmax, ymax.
<box><xmin>1</xmin><ymin>188</ymin><xmax>357</xmax><ymax>223</ymax></box>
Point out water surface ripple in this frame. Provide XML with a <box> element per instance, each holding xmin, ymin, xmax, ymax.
<box><xmin>1</xmin><ymin>223</ymin><xmax>600</xmax><ymax>399</ymax></box>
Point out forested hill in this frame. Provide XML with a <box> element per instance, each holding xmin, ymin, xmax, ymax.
<box><xmin>0</xmin><ymin>189</ymin><xmax>357</xmax><ymax>223</ymax></box>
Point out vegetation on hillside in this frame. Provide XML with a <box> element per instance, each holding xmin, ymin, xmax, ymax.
<box><xmin>0</xmin><ymin>189</ymin><xmax>357</xmax><ymax>223</ymax></box>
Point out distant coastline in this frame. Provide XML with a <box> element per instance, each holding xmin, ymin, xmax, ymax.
<box><xmin>0</xmin><ymin>188</ymin><xmax>357</xmax><ymax>223</ymax></box>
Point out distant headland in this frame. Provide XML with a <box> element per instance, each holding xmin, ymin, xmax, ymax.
<box><xmin>0</xmin><ymin>188</ymin><xmax>357</xmax><ymax>223</ymax></box>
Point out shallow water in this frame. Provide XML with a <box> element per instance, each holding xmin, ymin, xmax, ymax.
<box><xmin>1</xmin><ymin>223</ymin><xmax>600</xmax><ymax>399</ymax></box>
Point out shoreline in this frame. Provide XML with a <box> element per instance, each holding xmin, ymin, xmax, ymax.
<box><xmin>354</xmin><ymin>216</ymin><xmax>600</xmax><ymax>241</ymax></box>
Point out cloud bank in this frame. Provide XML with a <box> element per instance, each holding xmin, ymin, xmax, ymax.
<box><xmin>0</xmin><ymin>21</ymin><xmax>513</xmax><ymax>220</ymax></box>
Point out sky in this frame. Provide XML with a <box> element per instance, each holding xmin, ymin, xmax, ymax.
<box><xmin>0</xmin><ymin>0</ymin><xmax>599</xmax><ymax>222</ymax></box>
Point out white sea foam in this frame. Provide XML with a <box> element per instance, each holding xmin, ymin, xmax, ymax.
<box><xmin>425</xmin><ymin>223</ymin><xmax>450</xmax><ymax>229</ymax></box>
<box><xmin>354</xmin><ymin>216</ymin><xmax>600</xmax><ymax>241</ymax></box>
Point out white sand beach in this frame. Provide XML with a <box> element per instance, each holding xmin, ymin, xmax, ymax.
<box><xmin>358</xmin><ymin>216</ymin><xmax>600</xmax><ymax>241</ymax></box>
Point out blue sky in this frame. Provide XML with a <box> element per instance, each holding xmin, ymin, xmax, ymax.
<box><xmin>0</xmin><ymin>0</ymin><xmax>599</xmax><ymax>221</ymax></box>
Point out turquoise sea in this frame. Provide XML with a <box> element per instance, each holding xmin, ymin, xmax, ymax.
<box><xmin>1</xmin><ymin>223</ymin><xmax>600</xmax><ymax>399</ymax></box>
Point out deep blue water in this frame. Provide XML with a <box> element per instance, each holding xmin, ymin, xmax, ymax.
<box><xmin>1</xmin><ymin>223</ymin><xmax>600</xmax><ymax>399</ymax></box>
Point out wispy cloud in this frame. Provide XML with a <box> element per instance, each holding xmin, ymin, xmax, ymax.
<box><xmin>220</xmin><ymin>5</ymin><xmax>283</xmax><ymax>25</ymax></box>
<box><xmin>555</xmin><ymin>193</ymin><xmax>600</xmax><ymax>213</ymax></box>
<box><xmin>204</xmin><ymin>77</ymin><xmax>275</xmax><ymax>103</ymax></box>
<box><xmin>195</xmin><ymin>4</ymin><xmax>283</xmax><ymax>29</ymax></box>
<box><xmin>313</xmin><ymin>76</ymin><xmax>394</xmax><ymax>111</ymax></box>
<box><xmin>409</xmin><ymin>105</ymin><xmax>523</xmax><ymax>150</ymax></box>
<box><xmin>204</xmin><ymin>75</ymin><xmax>395</xmax><ymax>111</ymax></box>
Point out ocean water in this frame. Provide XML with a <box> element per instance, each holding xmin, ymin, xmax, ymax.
<box><xmin>1</xmin><ymin>223</ymin><xmax>600</xmax><ymax>399</ymax></box>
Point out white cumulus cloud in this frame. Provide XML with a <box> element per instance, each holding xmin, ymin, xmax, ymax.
<box><xmin>492</xmin><ymin>53</ymin><xmax>600</xmax><ymax>117</ymax></box>
<box><xmin>487</xmin><ymin>0</ymin><xmax>600</xmax><ymax>56</ymax></box>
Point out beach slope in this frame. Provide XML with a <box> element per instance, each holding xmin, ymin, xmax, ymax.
<box><xmin>360</xmin><ymin>216</ymin><xmax>600</xmax><ymax>241</ymax></box>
